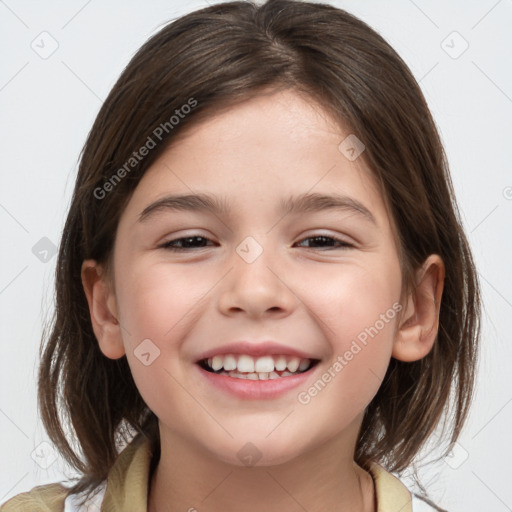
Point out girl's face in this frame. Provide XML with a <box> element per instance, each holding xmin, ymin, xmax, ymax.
<box><xmin>92</xmin><ymin>88</ymin><xmax>407</xmax><ymax>465</ymax></box>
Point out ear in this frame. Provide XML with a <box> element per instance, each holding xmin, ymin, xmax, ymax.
<box><xmin>81</xmin><ymin>259</ymin><xmax>125</xmax><ymax>359</ymax></box>
<box><xmin>392</xmin><ymin>254</ymin><xmax>445</xmax><ymax>362</ymax></box>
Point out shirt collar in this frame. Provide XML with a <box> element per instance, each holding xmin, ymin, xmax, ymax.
<box><xmin>367</xmin><ymin>461</ymin><xmax>412</xmax><ymax>512</ymax></box>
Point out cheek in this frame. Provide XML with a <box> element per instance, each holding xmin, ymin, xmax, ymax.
<box><xmin>115</xmin><ymin>263</ymin><xmax>202</xmax><ymax>423</ymax></box>
<box><xmin>114</xmin><ymin>260</ymin><xmax>210</xmax><ymax>395</ymax></box>
<box><xmin>304</xmin><ymin>257</ymin><xmax>401</xmax><ymax>331</ymax></box>
<box><xmin>115</xmin><ymin>259</ymin><xmax>208</xmax><ymax>340</ymax></box>
<box><xmin>302</xmin><ymin>257</ymin><xmax>401</xmax><ymax>403</ymax></box>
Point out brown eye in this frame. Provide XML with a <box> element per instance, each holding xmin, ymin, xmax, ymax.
<box><xmin>161</xmin><ymin>235</ymin><xmax>215</xmax><ymax>251</ymax></box>
<box><xmin>295</xmin><ymin>235</ymin><xmax>353</xmax><ymax>250</ymax></box>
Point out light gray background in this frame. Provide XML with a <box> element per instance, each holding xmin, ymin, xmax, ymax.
<box><xmin>1</xmin><ymin>0</ymin><xmax>511</xmax><ymax>510</ymax></box>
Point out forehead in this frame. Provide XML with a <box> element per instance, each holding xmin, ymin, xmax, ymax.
<box><xmin>122</xmin><ymin>89</ymin><xmax>392</xmax><ymax>230</ymax></box>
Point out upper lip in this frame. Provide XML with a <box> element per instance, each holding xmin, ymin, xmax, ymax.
<box><xmin>195</xmin><ymin>341</ymin><xmax>320</xmax><ymax>362</ymax></box>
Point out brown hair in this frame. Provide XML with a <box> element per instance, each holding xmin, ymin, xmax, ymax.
<box><xmin>38</xmin><ymin>0</ymin><xmax>480</xmax><ymax>508</ymax></box>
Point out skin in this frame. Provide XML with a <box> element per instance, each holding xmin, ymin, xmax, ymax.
<box><xmin>82</xmin><ymin>87</ymin><xmax>445</xmax><ymax>512</ymax></box>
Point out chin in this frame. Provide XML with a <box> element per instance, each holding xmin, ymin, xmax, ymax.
<box><xmin>204</xmin><ymin>435</ymin><xmax>310</xmax><ymax>468</ymax></box>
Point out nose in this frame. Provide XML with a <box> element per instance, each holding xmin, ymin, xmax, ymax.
<box><xmin>217</xmin><ymin>238</ymin><xmax>297</xmax><ymax>319</ymax></box>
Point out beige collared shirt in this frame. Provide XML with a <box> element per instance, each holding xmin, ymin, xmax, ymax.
<box><xmin>2</xmin><ymin>434</ymin><xmax>434</xmax><ymax>512</ymax></box>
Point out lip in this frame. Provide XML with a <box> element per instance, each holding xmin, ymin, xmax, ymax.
<box><xmin>194</xmin><ymin>359</ymin><xmax>321</xmax><ymax>400</ymax></box>
<box><xmin>194</xmin><ymin>340</ymin><xmax>319</xmax><ymax>362</ymax></box>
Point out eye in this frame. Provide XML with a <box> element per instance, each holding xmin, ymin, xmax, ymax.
<box><xmin>160</xmin><ymin>234</ymin><xmax>354</xmax><ymax>252</ymax></box>
<box><xmin>295</xmin><ymin>235</ymin><xmax>354</xmax><ymax>250</ymax></box>
<box><xmin>160</xmin><ymin>235</ymin><xmax>215</xmax><ymax>251</ymax></box>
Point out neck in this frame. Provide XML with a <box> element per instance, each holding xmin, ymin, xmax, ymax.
<box><xmin>147</xmin><ymin>421</ymin><xmax>375</xmax><ymax>512</ymax></box>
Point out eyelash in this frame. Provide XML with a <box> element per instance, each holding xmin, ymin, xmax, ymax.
<box><xmin>160</xmin><ymin>235</ymin><xmax>354</xmax><ymax>251</ymax></box>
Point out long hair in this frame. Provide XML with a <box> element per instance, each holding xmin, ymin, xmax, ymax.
<box><xmin>37</xmin><ymin>0</ymin><xmax>480</xmax><ymax>506</ymax></box>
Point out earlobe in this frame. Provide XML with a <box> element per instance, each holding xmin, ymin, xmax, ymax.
<box><xmin>392</xmin><ymin>254</ymin><xmax>445</xmax><ymax>362</ymax></box>
<box><xmin>81</xmin><ymin>259</ymin><xmax>126</xmax><ymax>359</ymax></box>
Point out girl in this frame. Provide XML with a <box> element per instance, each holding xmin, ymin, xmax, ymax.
<box><xmin>1</xmin><ymin>0</ymin><xmax>480</xmax><ymax>510</ymax></box>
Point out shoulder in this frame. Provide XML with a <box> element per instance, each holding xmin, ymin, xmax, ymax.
<box><xmin>62</xmin><ymin>482</ymin><xmax>107</xmax><ymax>511</ymax></box>
<box><xmin>0</xmin><ymin>483</ymin><xmax>69</xmax><ymax>512</ymax></box>
<box><xmin>0</xmin><ymin>481</ymin><xmax>108</xmax><ymax>512</ymax></box>
<box><xmin>1</xmin><ymin>435</ymin><xmax>150</xmax><ymax>512</ymax></box>
<box><xmin>367</xmin><ymin>462</ymin><xmax>444</xmax><ymax>512</ymax></box>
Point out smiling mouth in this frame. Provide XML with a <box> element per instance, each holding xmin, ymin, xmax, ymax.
<box><xmin>197</xmin><ymin>358</ymin><xmax>321</xmax><ymax>380</ymax></box>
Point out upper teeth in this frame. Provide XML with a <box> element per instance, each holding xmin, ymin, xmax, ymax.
<box><xmin>206</xmin><ymin>354</ymin><xmax>312</xmax><ymax>373</ymax></box>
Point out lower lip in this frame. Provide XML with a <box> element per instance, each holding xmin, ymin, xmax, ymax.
<box><xmin>195</xmin><ymin>362</ymin><xmax>319</xmax><ymax>400</ymax></box>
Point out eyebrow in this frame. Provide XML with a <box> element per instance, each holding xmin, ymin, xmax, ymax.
<box><xmin>138</xmin><ymin>192</ymin><xmax>377</xmax><ymax>225</ymax></box>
